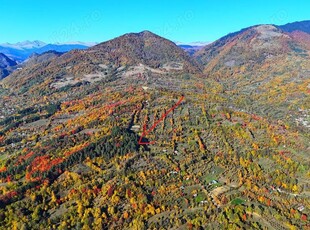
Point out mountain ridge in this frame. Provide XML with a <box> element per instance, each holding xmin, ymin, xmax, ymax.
<box><xmin>2</xmin><ymin>30</ymin><xmax>202</xmax><ymax>92</ymax></box>
<box><xmin>194</xmin><ymin>24</ymin><xmax>309</xmax><ymax>72</ymax></box>
<box><xmin>194</xmin><ymin>23</ymin><xmax>309</xmax><ymax>131</ymax></box>
<box><xmin>88</xmin><ymin>30</ymin><xmax>201</xmax><ymax>72</ymax></box>
<box><xmin>0</xmin><ymin>53</ymin><xmax>17</xmax><ymax>79</ymax></box>
<box><xmin>0</xmin><ymin>40</ymin><xmax>46</xmax><ymax>50</ymax></box>
<box><xmin>1</xmin><ymin>20</ymin><xmax>308</xmax><ymax>63</ymax></box>
<box><xmin>278</xmin><ymin>20</ymin><xmax>310</xmax><ymax>34</ymax></box>
<box><xmin>0</xmin><ymin>42</ymin><xmax>93</xmax><ymax>62</ymax></box>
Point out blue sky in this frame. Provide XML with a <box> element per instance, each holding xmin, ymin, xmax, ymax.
<box><xmin>1</xmin><ymin>0</ymin><xmax>309</xmax><ymax>44</ymax></box>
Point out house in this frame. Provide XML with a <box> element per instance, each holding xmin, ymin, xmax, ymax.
<box><xmin>297</xmin><ymin>205</ymin><xmax>305</xmax><ymax>212</ymax></box>
<box><xmin>130</xmin><ymin>125</ymin><xmax>140</xmax><ymax>132</ymax></box>
<box><xmin>209</xmin><ymin>180</ymin><xmax>218</xmax><ymax>185</ymax></box>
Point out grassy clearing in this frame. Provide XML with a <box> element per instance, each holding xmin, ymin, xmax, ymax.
<box><xmin>231</xmin><ymin>198</ymin><xmax>245</xmax><ymax>205</ymax></box>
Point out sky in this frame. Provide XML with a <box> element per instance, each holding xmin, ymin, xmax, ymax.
<box><xmin>1</xmin><ymin>0</ymin><xmax>309</xmax><ymax>44</ymax></box>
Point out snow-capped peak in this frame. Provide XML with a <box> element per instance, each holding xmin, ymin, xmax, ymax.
<box><xmin>0</xmin><ymin>40</ymin><xmax>47</xmax><ymax>50</ymax></box>
<box><xmin>54</xmin><ymin>41</ymin><xmax>98</xmax><ymax>47</ymax></box>
<box><xmin>175</xmin><ymin>41</ymin><xmax>211</xmax><ymax>47</ymax></box>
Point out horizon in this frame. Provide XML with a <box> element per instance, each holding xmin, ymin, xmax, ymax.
<box><xmin>1</xmin><ymin>19</ymin><xmax>309</xmax><ymax>47</ymax></box>
<box><xmin>1</xmin><ymin>0</ymin><xmax>309</xmax><ymax>44</ymax></box>
<box><xmin>0</xmin><ymin>29</ymin><xmax>212</xmax><ymax>46</ymax></box>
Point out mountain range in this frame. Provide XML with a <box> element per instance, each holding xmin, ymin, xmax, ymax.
<box><xmin>2</xmin><ymin>30</ymin><xmax>203</xmax><ymax>93</ymax></box>
<box><xmin>0</xmin><ymin>41</ymin><xmax>96</xmax><ymax>79</ymax></box>
<box><xmin>0</xmin><ymin>41</ymin><xmax>93</xmax><ymax>62</ymax></box>
<box><xmin>2</xmin><ymin>20</ymin><xmax>308</xmax><ymax>80</ymax></box>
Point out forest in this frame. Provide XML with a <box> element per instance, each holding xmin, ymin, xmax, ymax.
<box><xmin>0</xmin><ymin>70</ymin><xmax>308</xmax><ymax>229</ymax></box>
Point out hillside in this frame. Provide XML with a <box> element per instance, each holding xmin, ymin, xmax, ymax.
<box><xmin>1</xmin><ymin>31</ymin><xmax>201</xmax><ymax>94</ymax></box>
<box><xmin>194</xmin><ymin>24</ymin><xmax>308</xmax><ymax>70</ymax></box>
<box><xmin>87</xmin><ymin>31</ymin><xmax>201</xmax><ymax>73</ymax></box>
<box><xmin>194</xmin><ymin>24</ymin><xmax>310</xmax><ymax>129</ymax></box>
<box><xmin>0</xmin><ymin>27</ymin><xmax>309</xmax><ymax>229</ymax></box>
<box><xmin>23</xmin><ymin>51</ymin><xmax>64</xmax><ymax>67</ymax></box>
<box><xmin>0</xmin><ymin>53</ymin><xmax>17</xmax><ymax>79</ymax></box>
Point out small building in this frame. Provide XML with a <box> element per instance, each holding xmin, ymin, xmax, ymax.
<box><xmin>209</xmin><ymin>180</ymin><xmax>218</xmax><ymax>185</ymax></box>
<box><xmin>297</xmin><ymin>205</ymin><xmax>305</xmax><ymax>212</ymax></box>
<box><xmin>130</xmin><ymin>125</ymin><xmax>140</xmax><ymax>132</ymax></box>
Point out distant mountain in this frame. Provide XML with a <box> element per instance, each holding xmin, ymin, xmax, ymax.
<box><xmin>0</xmin><ymin>53</ymin><xmax>17</xmax><ymax>79</ymax></box>
<box><xmin>33</xmin><ymin>44</ymin><xmax>89</xmax><ymax>55</ymax></box>
<box><xmin>0</xmin><ymin>46</ymin><xmax>32</xmax><ymax>62</ymax></box>
<box><xmin>0</xmin><ymin>40</ymin><xmax>46</xmax><ymax>50</ymax></box>
<box><xmin>0</xmin><ymin>41</ymin><xmax>94</xmax><ymax>62</ymax></box>
<box><xmin>176</xmin><ymin>41</ymin><xmax>210</xmax><ymax>55</ymax></box>
<box><xmin>176</xmin><ymin>41</ymin><xmax>211</xmax><ymax>47</ymax></box>
<box><xmin>278</xmin><ymin>20</ymin><xmax>310</xmax><ymax>34</ymax></box>
<box><xmin>177</xmin><ymin>45</ymin><xmax>204</xmax><ymax>56</ymax></box>
<box><xmin>0</xmin><ymin>53</ymin><xmax>16</xmax><ymax>68</ymax></box>
<box><xmin>23</xmin><ymin>50</ymin><xmax>64</xmax><ymax>67</ymax></box>
<box><xmin>55</xmin><ymin>41</ymin><xmax>98</xmax><ymax>46</ymax></box>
